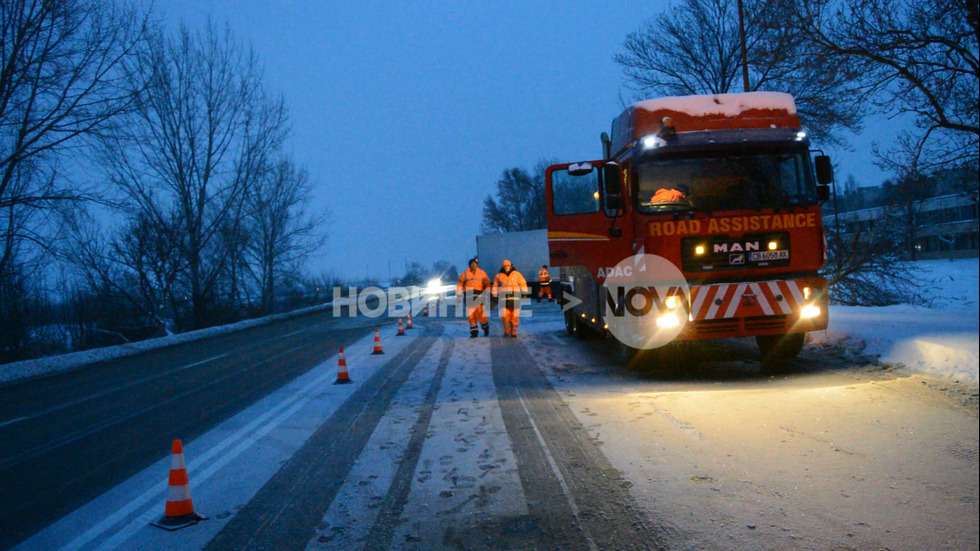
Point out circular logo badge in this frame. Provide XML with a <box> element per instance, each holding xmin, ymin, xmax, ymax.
<box><xmin>602</xmin><ymin>254</ymin><xmax>690</xmax><ymax>350</ymax></box>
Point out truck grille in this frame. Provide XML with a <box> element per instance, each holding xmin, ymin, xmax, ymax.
<box><xmin>681</xmin><ymin>232</ymin><xmax>790</xmax><ymax>272</ymax></box>
<box><xmin>745</xmin><ymin>315</ymin><xmax>790</xmax><ymax>332</ymax></box>
<box><xmin>690</xmin><ymin>315</ymin><xmax>790</xmax><ymax>337</ymax></box>
<box><xmin>692</xmin><ymin>319</ymin><xmax>740</xmax><ymax>335</ymax></box>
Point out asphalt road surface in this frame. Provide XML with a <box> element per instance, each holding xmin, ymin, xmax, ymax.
<box><xmin>0</xmin><ymin>310</ymin><xmax>375</xmax><ymax>550</ymax></box>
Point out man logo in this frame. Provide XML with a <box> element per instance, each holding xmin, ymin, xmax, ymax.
<box><xmin>713</xmin><ymin>241</ymin><xmax>760</xmax><ymax>253</ymax></box>
<box><xmin>729</xmin><ymin>253</ymin><xmax>745</xmax><ymax>265</ymax></box>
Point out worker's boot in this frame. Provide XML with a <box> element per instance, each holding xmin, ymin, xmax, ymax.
<box><xmin>470</xmin><ymin>326</ymin><xmax>478</xmax><ymax>339</ymax></box>
<box><xmin>481</xmin><ymin>322</ymin><xmax>489</xmax><ymax>337</ymax></box>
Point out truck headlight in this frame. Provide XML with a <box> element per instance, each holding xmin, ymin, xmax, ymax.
<box><xmin>800</xmin><ymin>305</ymin><xmax>821</xmax><ymax>319</ymax></box>
<box><xmin>657</xmin><ymin>313</ymin><xmax>681</xmax><ymax>328</ymax></box>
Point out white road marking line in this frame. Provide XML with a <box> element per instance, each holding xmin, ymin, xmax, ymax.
<box><xmin>58</xmin><ymin>347</ymin><xmax>334</xmax><ymax>551</ymax></box>
<box><xmin>93</xmin><ymin>398</ymin><xmax>312</xmax><ymax>551</ymax></box>
<box><xmin>1</xmin><ymin>354</ymin><xmax>230</xmax><ymax>430</ymax></box>
<box><xmin>7</xmin><ymin>328</ymin><xmax>310</xmax><ymax>429</ymax></box>
<box><xmin>0</xmin><ymin>416</ymin><xmax>27</xmax><ymax>429</ymax></box>
<box><xmin>515</xmin><ymin>387</ymin><xmax>599</xmax><ymax>551</ymax></box>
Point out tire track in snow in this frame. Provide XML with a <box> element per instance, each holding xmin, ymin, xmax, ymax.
<box><xmin>491</xmin><ymin>337</ymin><xmax>668</xmax><ymax>551</ymax></box>
<box><xmin>359</xmin><ymin>336</ymin><xmax>455</xmax><ymax>551</ymax></box>
<box><xmin>204</xmin><ymin>325</ymin><xmax>443</xmax><ymax>551</ymax></box>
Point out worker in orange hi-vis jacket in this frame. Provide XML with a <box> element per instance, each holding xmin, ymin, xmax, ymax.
<box><xmin>537</xmin><ymin>265</ymin><xmax>552</xmax><ymax>303</ymax></box>
<box><xmin>492</xmin><ymin>259</ymin><xmax>528</xmax><ymax>338</ymax></box>
<box><xmin>649</xmin><ymin>183</ymin><xmax>689</xmax><ymax>203</ymax></box>
<box><xmin>457</xmin><ymin>257</ymin><xmax>492</xmax><ymax>338</ymax></box>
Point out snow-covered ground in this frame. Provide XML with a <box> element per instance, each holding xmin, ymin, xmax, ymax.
<box><xmin>814</xmin><ymin>258</ymin><xmax>979</xmax><ymax>387</ymax></box>
<box><xmin>3</xmin><ymin>259</ymin><xmax>978</xmax><ymax>388</ymax></box>
<box><xmin>11</xmin><ymin>259</ymin><xmax>977</xmax><ymax>551</ymax></box>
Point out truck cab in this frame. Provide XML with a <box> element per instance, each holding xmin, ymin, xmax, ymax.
<box><xmin>546</xmin><ymin>92</ymin><xmax>833</xmax><ymax>371</ymax></box>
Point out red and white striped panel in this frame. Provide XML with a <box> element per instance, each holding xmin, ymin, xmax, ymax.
<box><xmin>690</xmin><ymin>280</ymin><xmax>805</xmax><ymax>320</ymax></box>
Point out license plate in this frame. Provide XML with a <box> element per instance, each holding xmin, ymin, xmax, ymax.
<box><xmin>749</xmin><ymin>250</ymin><xmax>789</xmax><ymax>261</ymax></box>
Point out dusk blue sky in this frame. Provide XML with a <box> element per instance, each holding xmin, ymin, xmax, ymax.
<box><xmin>156</xmin><ymin>1</ymin><xmax>892</xmax><ymax>282</ymax></box>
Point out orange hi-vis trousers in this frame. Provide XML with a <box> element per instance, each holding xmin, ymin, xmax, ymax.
<box><xmin>467</xmin><ymin>303</ymin><xmax>489</xmax><ymax>335</ymax></box>
<box><xmin>501</xmin><ymin>304</ymin><xmax>520</xmax><ymax>336</ymax></box>
<box><xmin>538</xmin><ymin>284</ymin><xmax>551</xmax><ymax>301</ymax></box>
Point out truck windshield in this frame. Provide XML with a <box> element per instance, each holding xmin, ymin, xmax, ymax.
<box><xmin>635</xmin><ymin>151</ymin><xmax>818</xmax><ymax>213</ymax></box>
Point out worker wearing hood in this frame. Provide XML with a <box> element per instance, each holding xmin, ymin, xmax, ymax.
<box><xmin>492</xmin><ymin>259</ymin><xmax>528</xmax><ymax>338</ymax></box>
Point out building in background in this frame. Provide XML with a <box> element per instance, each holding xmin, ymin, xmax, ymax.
<box><xmin>824</xmin><ymin>168</ymin><xmax>979</xmax><ymax>260</ymax></box>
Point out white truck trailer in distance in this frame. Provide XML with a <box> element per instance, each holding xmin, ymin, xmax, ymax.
<box><xmin>476</xmin><ymin>229</ymin><xmax>551</xmax><ymax>289</ymax></box>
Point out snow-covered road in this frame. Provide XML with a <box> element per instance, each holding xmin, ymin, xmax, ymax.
<box><xmin>15</xmin><ymin>302</ymin><xmax>978</xmax><ymax>551</ymax></box>
<box><xmin>6</xmin><ymin>259</ymin><xmax>978</xmax><ymax>550</ymax></box>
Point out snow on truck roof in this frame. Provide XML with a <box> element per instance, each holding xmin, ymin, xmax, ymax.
<box><xmin>633</xmin><ymin>91</ymin><xmax>797</xmax><ymax>118</ymax></box>
<box><xmin>610</xmin><ymin>92</ymin><xmax>801</xmax><ymax>156</ymax></box>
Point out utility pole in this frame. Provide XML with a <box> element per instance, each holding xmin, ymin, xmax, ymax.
<box><xmin>738</xmin><ymin>0</ymin><xmax>750</xmax><ymax>92</ymax></box>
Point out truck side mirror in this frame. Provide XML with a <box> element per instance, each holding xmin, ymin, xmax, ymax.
<box><xmin>815</xmin><ymin>155</ymin><xmax>833</xmax><ymax>185</ymax></box>
<box><xmin>601</xmin><ymin>162</ymin><xmax>624</xmax><ymax>217</ymax></box>
<box><xmin>816</xmin><ymin>185</ymin><xmax>830</xmax><ymax>202</ymax></box>
<box><xmin>568</xmin><ymin>162</ymin><xmax>593</xmax><ymax>177</ymax></box>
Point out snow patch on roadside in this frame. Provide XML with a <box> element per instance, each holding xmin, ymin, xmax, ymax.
<box><xmin>0</xmin><ymin>303</ymin><xmax>333</xmax><ymax>386</ymax></box>
<box><xmin>813</xmin><ymin>259</ymin><xmax>979</xmax><ymax>387</ymax></box>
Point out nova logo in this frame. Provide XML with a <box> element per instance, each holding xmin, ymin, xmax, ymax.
<box><xmin>602</xmin><ymin>254</ymin><xmax>690</xmax><ymax>350</ymax></box>
<box><xmin>713</xmin><ymin>241</ymin><xmax>760</xmax><ymax>253</ymax></box>
<box><xmin>606</xmin><ymin>285</ymin><xmax>685</xmax><ymax>317</ymax></box>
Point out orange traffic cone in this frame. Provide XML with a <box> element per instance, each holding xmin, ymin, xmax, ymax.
<box><xmin>423</xmin><ymin>304</ymin><xmax>429</xmax><ymax>317</ymax></box>
<box><xmin>151</xmin><ymin>439</ymin><xmax>207</xmax><ymax>530</ymax></box>
<box><xmin>406</xmin><ymin>313</ymin><xmax>414</xmax><ymax>329</ymax></box>
<box><xmin>397</xmin><ymin>318</ymin><xmax>405</xmax><ymax>336</ymax></box>
<box><xmin>334</xmin><ymin>347</ymin><xmax>352</xmax><ymax>384</ymax></box>
<box><xmin>372</xmin><ymin>328</ymin><xmax>385</xmax><ymax>355</ymax></box>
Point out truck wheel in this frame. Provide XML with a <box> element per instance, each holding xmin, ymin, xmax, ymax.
<box><xmin>615</xmin><ymin>340</ymin><xmax>640</xmax><ymax>366</ymax></box>
<box><xmin>622</xmin><ymin>342</ymin><xmax>686</xmax><ymax>375</ymax></box>
<box><xmin>650</xmin><ymin>342</ymin><xmax>687</xmax><ymax>375</ymax></box>
<box><xmin>756</xmin><ymin>333</ymin><xmax>805</xmax><ymax>374</ymax></box>
<box><xmin>571</xmin><ymin>315</ymin><xmax>592</xmax><ymax>340</ymax></box>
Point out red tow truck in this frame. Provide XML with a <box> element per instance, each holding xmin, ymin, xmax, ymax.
<box><xmin>545</xmin><ymin>92</ymin><xmax>833</xmax><ymax>371</ymax></box>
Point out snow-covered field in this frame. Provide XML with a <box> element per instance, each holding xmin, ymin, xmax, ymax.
<box><xmin>3</xmin><ymin>259</ymin><xmax>978</xmax><ymax>388</ymax></box>
<box><xmin>815</xmin><ymin>258</ymin><xmax>979</xmax><ymax>387</ymax></box>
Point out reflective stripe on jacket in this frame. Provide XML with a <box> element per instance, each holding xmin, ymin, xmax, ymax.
<box><xmin>492</xmin><ymin>269</ymin><xmax>527</xmax><ymax>300</ymax></box>
<box><xmin>457</xmin><ymin>268</ymin><xmax>491</xmax><ymax>296</ymax></box>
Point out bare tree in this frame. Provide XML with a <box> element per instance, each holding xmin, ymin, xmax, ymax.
<box><xmin>401</xmin><ymin>261</ymin><xmax>430</xmax><ymax>286</ymax></box>
<box><xmin>431</xmin><ymin>260</ymin><xmax>458</xmax><ymax>283</ymax></box>
<box><xmin>0</xmin><ymin>247</ymin><xmax>31</xmax><ymax>362</ymax></box>
<box><xmin>824</xmin><ymin>218</ymin><xmax>928</xmax><ymax>306</ymax></box>
<box><xmin>101</xmin><ymin>21</ymin><xmax>287</xmax><ymax>328</ymax></box>
<box><xmin>0</xmin><ymin>0</ymin><xmax>148</xmax><ymax>273</ymax></box>
<box><xmin>244</xmin><ymin>158</ymin><xmax>327</xmax><ymax>315</ymax></box>
<box><xmin>69</xmin><ymin>210</ymin><xmax>183</xmax><ymax>330</ymax></box>
<box><xmin>1</xmin><ymin>0</ymin><xmax>148</xmax><ymax>356</ymax></box>
<box><xmin>782</xmin><ymin>0</ymin><xmax>979</xmax><ymax>181</ymax></box>
<box><xmin>615</xmin><ymin>0</ymin><xmax>863</xmax><ymax>145</ymax></box>
<box><xmin>481</xmin><ymin>161</ymin><xmax>551</xmax><ymax>234</ymax></box>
